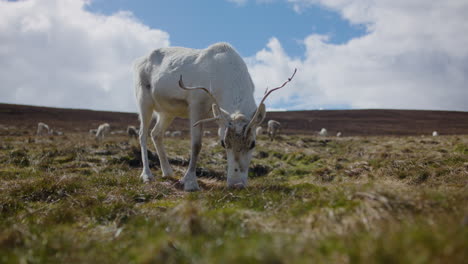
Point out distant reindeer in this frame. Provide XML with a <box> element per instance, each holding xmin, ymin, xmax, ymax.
<box><xmin>256</xmin><ymin>126</ymin><xmax>263</xmax><ymax>136</ymax></box>
<box><xmin>37</xmin><ymin>122</ymin><xmax>50</xmax><ymax>135</ymax></box>
<box><xmin>319</xmin><ymin>128</ymin><xmax>328</xmax><ymax>137</ymax></box>
<box><xmin>95</xmin><ymin>123</ymin><xmax>110</xmax><ymax>141</ymax></box>
<box><xmin>267</xmin><ymin>120</ymin><xmax>281</xmax><ymax>141</ymax></box>
<box><xmin>432</xmin><ymin>131</ymin><xmax>438</xmax><ymax>137</ymax></box>
<box><xmin>127</xmin><ymin>126</ymin><xmax>139</xmax><ymax>139</ymax></box>
<box><xmin>336</xmin><ymin>131</ymin><xmax>342</xmax><ymax>137</ymax></box>
<box><xmin>134</xmin><ymin>42</ymin><xmax>296</xmax><ymax>190</ymax></box>
<box><xmin>203</xmin><ymin>131</ymin><xmax>212</xmax><ymax>137</ymax></box>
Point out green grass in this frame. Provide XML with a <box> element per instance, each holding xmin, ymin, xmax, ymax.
<box><xmin>0</xmin><ymin>133</ymin><xmax>467</xmax><ymax>263</ymax></box>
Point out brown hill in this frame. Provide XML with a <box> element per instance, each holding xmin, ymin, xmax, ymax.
<box><xmin>1</xmin><ymin>103</ymin><xmax>467</xmax><ymax>136</ymax></box>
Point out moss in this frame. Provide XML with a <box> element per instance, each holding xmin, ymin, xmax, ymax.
<box><xmin>88</xmin><ymin>201</ymin><xmax>135</xmax><ymax>224</ymax></box>
<box><xmin>453</xmin><ymin>144</ymin><xmax>468</xmax><ymax>154</ymax></box>
<box><xmin>40</xmin><ymin>203</ymin><xmax>80</xmax><ymax>225</ymax></box>
<box><xmin>8</xmin><ymin>149</ymin><xmax>30</xmax><ymax>167</ymax></box>
<box><xmin>54</xmin><ymin>154</ymin><xmax>76</xmax><ymax>164</ymax></box>
<box><xmin>284</xmin><ymin>152</ymin><xmax>320</xmax><ymax>166</ymax></box>
<box><xmin>271</xmin><ymin>151</ymin><xmax>284</xmax><ymax>159</ymax></box>
<box><xmin>1</xmin><ymin>133</ymin><xmax>467</xmax><ymax>263</ymax></box>
<box><xmin>443</xmin><ymin>155</ymin><xmax>466</xmax><ymax>166</ymax></box>
<box><xmin>5</xmin><ymin>175</ymin><xmax>84</xmax><ymax>203</ymax></box>
<box><xmin>142</xmin><ymin>199</ymin><xmax>181</xmax><ymax>210</ymax></box>
<box><xmin>0</xmin><ymin>167</ymin><xmax>43</xmax><ymax>181</ymax></box>
<box><xmin>0</xmin><ymin>196</ymin><xmax>25</xmax><ymax>217</ymax></box>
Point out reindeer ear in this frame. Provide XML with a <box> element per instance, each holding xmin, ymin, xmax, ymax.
<box><xmin>252</xmin><ymin>103</ymin><xmax>266</xmax><ymax>126</ymax></box>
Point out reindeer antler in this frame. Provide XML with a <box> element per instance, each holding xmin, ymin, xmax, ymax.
<box><xmin>259</xmin><ymin>68</ymin><xmax>296</xmax><ymax>106</ymax></box>
<box><xmin>178</xmin><ymin>75</ymin><xmax>229</xmax><ymax>126</ymax></box>
<box><xmin>245</xmin><ymin>68</ymin><xmax>297</xmax><ymax>135</ymax></box>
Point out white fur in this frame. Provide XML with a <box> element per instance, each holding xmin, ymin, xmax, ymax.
<box><xmin>319</xmin><ymin>128</ymin><xmax>328</xmax><ymax>136</ymax></box>
<box><xmin>36</xmin><ymin>122</ymin><xmax>50</xmax><ymax>135</ymax></box>
<box><xmin>432</xmin><ymin>131</ymin><xmax>438</xmax><ymax>136</ymax></box>
<box><xmin>134</xmin><ymin>42</ymin><xmax>266</xmax><ymax>190</ymax></box>
<box><xmin>267</xmin><ymin>120</ymin><xmax>281</xmax><ymax>141</ymax></box>
<box><xmin>256</xmin><ymin>126</ymin><xmax>263</xmax><ymax>136</ymax></box>
<box><xmin>336</xmin><ymin>131</ymin><xmax>342</xmax><ymax>137</ymax></box>
<box><xmin>96</xmin><ymin>123</ymin><xmax>110</xmax><ymax>140</ymax></box>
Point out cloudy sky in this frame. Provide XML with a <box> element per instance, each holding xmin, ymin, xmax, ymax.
<box><xmin>1</xmin><ymin>0</ymin><xmax>467</xmax><ymax>112</ymax></box>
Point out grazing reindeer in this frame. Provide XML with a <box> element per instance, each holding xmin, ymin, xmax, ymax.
<box><xmin>134</xmin><ymin>42</ymin><xmax>296</xmax><ymax>191</ymax></box>
<box><xmin>256</xmin><ymin>126</ymin><xmax>263</xmax><ymax>136</ymax></box>
<box><xmin>127</xmin><ymin>126</ymin><xmax>139</xmax><ymax>139</ymax></box>
<box><xmin>267</xmin><ymin>120</ymin><xmax>281</xmax><ymax>141</ymax></box>
<box><xmin>319</xmin><ymin>128</ymin><xmax>328</xmax><ymax>136</ymax></box>
<box><xmin>96</xmin><ymin>123</ymin><xmax>110</xmax><ymax>141</ymax></box>
<box><xmin>37</xmin><ymin>122</ymin><xmax>50</xmax><ymax>135</ymax></box>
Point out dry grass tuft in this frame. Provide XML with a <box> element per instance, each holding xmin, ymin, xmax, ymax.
<box><xmin>0</xmin><ymin>132</ymin><xmax>467</xmax><ymax>263</ymax></box>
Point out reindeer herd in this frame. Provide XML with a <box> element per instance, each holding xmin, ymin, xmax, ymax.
<box><xmin>30</xmin><ymin>42</ymin><xmax>442</xmax><ymax>191</ymax></box>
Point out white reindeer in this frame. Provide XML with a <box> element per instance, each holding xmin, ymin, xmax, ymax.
<box><xmin>96</xmin><ymin>123</ymin><xmax>110</xmax><ymax>140</ymax></box>
<box><xmin>336</xmin><ymin>131</ymin><xmax>342</xmax><ymax>137</ymax></box>
<box><xmin>267</xmin><ymin>120</ymin><xmax>281</xmax><ymax>141</ymax></box>
<box><xmin>134</xmin><ymin>42</ymin><xmax>296</xmax><ymax>190</ymax></box>
<box><xmin>256</xmin><ymin>126</ymin><xmax>263</xmax><ymax>136</ymax></box>
<box><xmin>319</xmin><ymin>128</ymin><xmax>328</xmax><ymax>136</ymax></box>
<box><xmin>37</xmin><ymin>122</ymin><xmax>50</xmax><ymax>135</ymax></box>
<box><xmin>432</xmin><ymin>131</ymin><xmax>438</xmax><ymax>137</ymax></box>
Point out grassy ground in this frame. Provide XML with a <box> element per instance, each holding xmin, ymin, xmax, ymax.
<box><xmin>0</xmin><ymin>132</ymin><xmax>467</xmax><ymax>263</ymax></box>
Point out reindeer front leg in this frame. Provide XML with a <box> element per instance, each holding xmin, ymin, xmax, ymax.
<box><xmin>181</xmin><ymin>112</ymin><xmax>203</xmax><ymax>191</ymax></box>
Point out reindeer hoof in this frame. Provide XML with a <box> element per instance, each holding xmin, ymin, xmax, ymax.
<box><xmin>181</xmin><ymin>178</ymin><xmax>200</xmax><ymax>192</ymax></box>
<box><xmin>161</xmin><ymin>168</ymin><xmax>174</xmax><ymax>178</ymax></box>
<box><xmin>140</xmin><ymin>172</ymin><xmax>154</xmax><ymax>183</ymax></box>
<box><xmin>184</xmin><ymin>182</ymin><xmax>200</xmax><ymax>192</ymax></box>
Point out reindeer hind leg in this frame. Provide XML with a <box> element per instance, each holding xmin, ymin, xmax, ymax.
<box><xmin>151</xmin><ymin>113</ymin><xmax>174</xmax><ymax>177</ymax></box>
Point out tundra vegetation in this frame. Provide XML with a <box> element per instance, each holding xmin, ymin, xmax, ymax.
<box><xmin>0</xmin><ymin>130</ymin><xmax>467</xmax><ymax>263</ymax></box>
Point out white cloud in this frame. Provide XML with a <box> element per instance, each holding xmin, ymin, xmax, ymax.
<box><xmin>0</xmin><ymin>0</ymin><xmax>169</xmax><ymax>112</ymax></box>
<box><xmin>247</xmin><ymin>0</ymin><xmax>468</xmax><ymax>111</ymax></box>
<box><xmin>2</xmin><ymin>0</ymin><xmax>467</xmax><ymax>113</ymax></box>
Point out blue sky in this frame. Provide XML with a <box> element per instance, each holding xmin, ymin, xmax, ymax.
<box><xmin>86</xmin><ymin>0</ymin><xmax>365</xmax><ymax>58</ymax></box>
<box><xmin>0</xmin><ymin>0</ymin><xmax>467</xmax><ymax>112</ymax></box>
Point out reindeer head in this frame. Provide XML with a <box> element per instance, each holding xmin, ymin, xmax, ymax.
<box><xmin>211</xmin><ymin>105</ymin><xmax>265</xmax><ymax>188</ymax></box>
<box><xmin>179</xmin><ymin>69</ymin><xmax>296</xmax><ymax>188</ymax></box>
